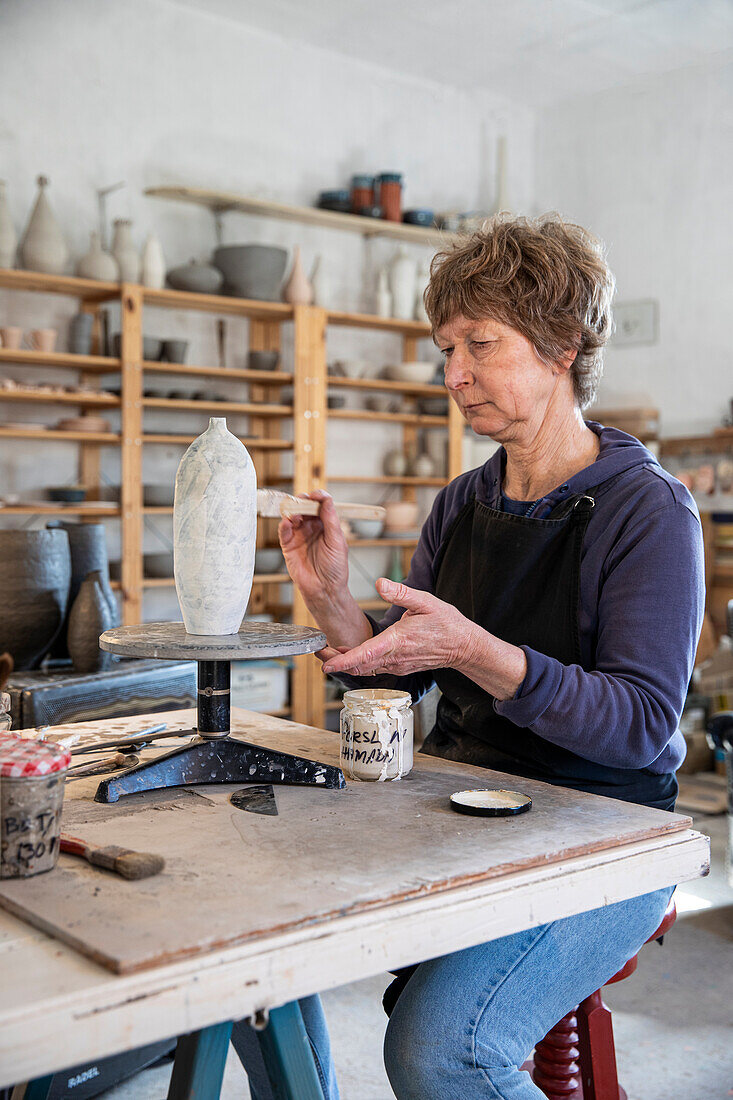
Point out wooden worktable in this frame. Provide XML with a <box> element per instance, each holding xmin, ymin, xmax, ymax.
<box><xmin>0</xmin><ymin>709</ymin><xmax>710</xmax><ymax>1086</ymax></box>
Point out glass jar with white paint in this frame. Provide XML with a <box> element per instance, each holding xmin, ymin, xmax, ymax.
<box><xmin>339</xmin><ymin>689</ymin><xmax>413</xmax><ymax>782</ymax></box>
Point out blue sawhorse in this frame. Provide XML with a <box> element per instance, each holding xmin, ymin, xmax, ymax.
<box><xmin>20</xmin><ymin>1000</ymin><xmax>324</xmax><ymax>1100</ymax></box>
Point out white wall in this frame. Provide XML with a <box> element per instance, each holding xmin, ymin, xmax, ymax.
<box><xmin>0</xmin><ymin>0</ymin><xmax>535</xmax><ymax>613</ymax></box>
<box><xmin>535</xmin><ymin>57</ymin><xmax>733</xmax><ymax>437</ymax></box>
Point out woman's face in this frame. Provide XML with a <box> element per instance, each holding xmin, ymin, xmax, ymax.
<box><xmin>435</xmin><ymin>315</ymin><xmax>572</xmax><ymax>443</ymax></box>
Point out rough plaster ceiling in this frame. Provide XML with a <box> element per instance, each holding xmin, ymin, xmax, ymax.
<box><xmin>167</xmin><ymin>0</ymin><xmax>733</xmax><ymax>106</ymax></box>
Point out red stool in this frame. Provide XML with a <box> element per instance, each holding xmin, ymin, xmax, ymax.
<box><xmin>524</xmin><ymin>899</ymin><xmax>677</xmax><ymax>1100</ymax></box>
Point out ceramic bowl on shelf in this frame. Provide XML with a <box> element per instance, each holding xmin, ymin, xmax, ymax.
<box><xmin>350</xmin><ymin>519</ymin><xmax>384</xmax><ymax>539</ymax></box>
<box><xmin>160</xmin><ymin>339</ymin><xmax>189</xmax><ymax>364</ymax></box>
<box><xmin>333</xmin><ymin>359</ymin><xmax>372</xmax><ymax>380</ymax></box>
<box><xmin>327</xmin><ymin>393</ymin><xmax>346</xmax><ymax>409</ymax></box>
<box><xmin>56</xmin><ymin>416</ymin><xmax>111</xmax><ymax>433</ymax></box>
<box><xmin>166</xmin><ymin>260</ymin><xmax>223</xmax><ymax>296</ymax></box>
<box><xmin>248</xmin><ymin>350</ymin><xmax>280</xmax><ymax>372</ymax></box>
<box><xmin>110</xmin><ymin>334</ymin><xmax>163</xmax><ymax>361</ymax></box>
<box><xmin>254</xmin><ymin>547</ymin><xmax>286</xmax><ymax>574</ymax></box>
<box><xmin>47</xmin><ymin>487</ymin><xmax>86</xmax><ymax>503</ymax></box>
<box><xmin>143</xmin><ymin>552</ymin><xmax>174</xmax><ymax>578</ymax></box>
<box><xmin>383</xmin><ymin>362</ymin><xmax>436</xmax><ymax>384</ymax></box>
<box><xmin>418</xmin><ymin>396</ymin><xmax>449</xmax><ymax>416</ymax></box>
<box><xmin>213</xmin><ymin>245</ymin><xmax>288</xmax><ymax>301</ymax></box>
<box><xmin>383</xmin><ymin>500</ymin><xmax>419</xmax><ymax>533</ymax></box>
<box><xmin>366</xmin><ymin>394</ymin><xmax>401</xmax><ymax>414</ymax></box>
<box><xmin>403</xmin><ymin>209</ymin><xmax>435</xmax><ymax>227</ymax></box>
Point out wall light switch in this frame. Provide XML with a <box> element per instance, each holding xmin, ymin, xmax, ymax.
<box><xmin>612</xmin><ymin>299</ymin><xmax>659</xmax><ymax>347</ymax></box>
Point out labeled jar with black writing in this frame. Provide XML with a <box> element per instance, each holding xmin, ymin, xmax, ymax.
<box><xmin>340</xmin><ymin>688</ymin><xmax>413</xmax><ymax>782</ymax></box>
<box><xmin>0</xmin><ymin>734</ymin><xmax>70</xmax><ymax>878</ymax></box>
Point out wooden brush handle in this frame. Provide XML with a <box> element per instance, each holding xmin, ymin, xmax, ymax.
<box><xmin>280</xmin><ymin>499</ymin><xmax>385</xmax><ymax>520</ymax></box>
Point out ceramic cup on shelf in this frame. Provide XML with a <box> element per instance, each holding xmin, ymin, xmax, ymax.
<box><xmin>0</xmin><ymin>326</ymin><xmax>22</xmax><ymax>350</ymax></box>
<box><xmin>27</xmin><ymin>329</ymin><xmax>57</xmax><ymax>353</ymax></box>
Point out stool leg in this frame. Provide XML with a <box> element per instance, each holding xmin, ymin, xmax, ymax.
<box><xmin>12</xmin><ymin>1078</ymin><xmax>54</xmax><ymax>1100</ymax></box>
<box><xmin>167</xmin><ymin>1020</ymin><xmax>233</xmax><ymax>1100</ymax></box>
<box><xmin>255</xmin><ymin>1002</ymin><xmax>325</xmax><ymax>1100</ymax></box>
<box><xmin>576</xmin><ymin>991</ymin><xmax>625</xmax><ymax>1100</ymax></box>
<box><xmin>531</xmin><ymin>1010</ymin><xmax>582</xmax><ymax>1098</ymax></box>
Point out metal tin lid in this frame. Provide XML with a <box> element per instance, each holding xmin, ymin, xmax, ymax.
<box><xmin>0</xmin><ymin>734</ymin><xmax>71</xmax><ymax>778</ymax></box>
<box><xmin>449</xmin><ymin>789</ymin><xmax>532</xmax><ymax>817</ymax></box>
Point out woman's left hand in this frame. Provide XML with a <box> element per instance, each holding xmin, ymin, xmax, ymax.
<box><xmin>320</xmin><ymin>578</ymin><xmax>473</xmax><ymax>677</ymax></box>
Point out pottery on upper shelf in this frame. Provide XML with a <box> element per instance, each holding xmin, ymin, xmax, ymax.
<box><xmin>19</xmin><ymin>176</ymin><xmax>68</xmax><ymax>275</ymax></box>
<box><xmin>77</xmin><ymin>231</ymin><xmax>118</xmax><ymax>282</ymax></box>
<box><xmin>282</xmin><ymin>246</ymin><xmax>313</xmax><ymax>305</ymax></box>
<box><xmin>167</xmin><ymin>258</ymin><xmax>223</xmax><ymax>295</ymax></box>
<box><xmin>142</xmin><ymin>233</ymin><xmax>166</xmax><ymax>289</ymax></box>
<box><xmin>213</xmin><ymin>244</ymin><xmax>287</xmax><ymax>301</ymax></box>
<box><xmin>0</xmin><ymin>180</ymin><xmax>17</xmax><ymax>269</ymax></box>
<box><xmin>111</xmin><ymin>219</ymin><xmax>140</xmax><ymax>283</ymax></box>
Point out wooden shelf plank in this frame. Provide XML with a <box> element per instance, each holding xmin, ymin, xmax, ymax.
<box><xmin>142</xmin><ymin>433</ymin><xmax>291</xmax><ymax>449</ymax></box>
<box><xmin>142</xmin><ymin>285</ymin><xmax>294</xmax><ymax>320</ymax></box>
<box><xmin>143</xmin><ymin>397</ymin><xmax>291</xmax><ymax>416</ymax></box>
<box><xmin>329</xmin><ymin>475</ymin><xmax>445</xmax><ymax>487</ymax></box>
<box><xmin>143</xmin><ymin>361</ymin><xmax>292</xmax><ymax>384</ymax></box>
<box><xmin>145</xmin><ymin>185</ymin><xmax>457</xmax><ymax>247</ymax></box>
<box><xmin>329</xmin><ymin>376</ymin><xmax>443</xmax><ymax>397</ymax></box>
<box><xmin>0</xmin><ymin>348</ymin><xmax>120</xmax><ymax>373</ymax></box>
<box><xmin>0</xmin><ymin>268</ymin><xmax>119</xmax><ymax>301</ymax></box>
<box><xmin>0</xmin><ymin>388</ymin><xmax>120</xmax><ymax>408</ymax></box>
<box><xmin>0</xmin><ymin>504</ymin><xmax>121</xmax><ymax>516</ymax></box>
<box><xmin>712</xmin><ymin>564</ymin><xmax>733</xmax><ymax>582</ymax></box>
<box><xmin>327</xmin><ymin>310</ymin><xmax>433</xmax><ymax>335</ymax></box>
<box><xmin>0</xmin><ymin>427</ymin><xmax>119</xmax><ymax>443</ymax></box>
<box><xmin>328</xmin><ymin>408</ymin><xmax>448</xmax><ymax>427</ymax></box>
<box><xmin>358</xmin><ymin>598</ymin><xmax>389</xmax><ymax>610</ymax></box>
<box><xmin>324</xmin><ymin>700</ymin><xmax>343</xmax><ymax>712</ymax></box>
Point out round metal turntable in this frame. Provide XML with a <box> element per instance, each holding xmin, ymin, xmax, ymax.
<box><xmin>94</xmin><ymin>621</ymin><xmax>345</xmax><ymax>804</ymax></box>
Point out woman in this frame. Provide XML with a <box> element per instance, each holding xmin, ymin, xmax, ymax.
<box><xmin>277</xmin><ymin>215</ymin><xmax>704</xmax><ymax>1100</ymax></box>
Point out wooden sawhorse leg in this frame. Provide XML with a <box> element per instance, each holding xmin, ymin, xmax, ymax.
<box><xmin>231</xmin><ymin>1000</ymin><xmax>326</xmax><ymax>1100</ymax></box>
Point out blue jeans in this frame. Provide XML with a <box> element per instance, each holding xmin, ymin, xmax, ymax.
<box><xmin>240</xmin><ymin>887</ymin><xmax>673</xmax><ymax>1100</ymax></box>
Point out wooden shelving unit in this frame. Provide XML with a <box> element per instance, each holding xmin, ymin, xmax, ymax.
<box><xmin>0</xmin><ymin>268</ymin><xmax>460</xmax><ymax>727</ymax></box>
<box><xmin>145</xmin><ymin>185</ymin><xmax>458</xmax><ymax>247</ymax></box>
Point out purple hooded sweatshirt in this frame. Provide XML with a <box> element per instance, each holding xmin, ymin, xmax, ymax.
<box><xmin>353</xmin><ymin>423</ymin><xmax>705</xmax><ymax>776</ymax></box>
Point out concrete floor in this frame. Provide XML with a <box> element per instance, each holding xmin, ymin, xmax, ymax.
<box><xmin>104</xmin><ymin>812</ymin><xmax>732</xmax><ymax>1099</ymax></box>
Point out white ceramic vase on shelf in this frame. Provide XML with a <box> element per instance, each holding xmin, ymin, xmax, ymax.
<box><xmin>19</xmin><ymin>175</ymin><xmax>68</xmax><ymax>274</ymax></box>
<box><xmin>414</xmin><ymin>262</ymin><xmax>430</xmax><ymax>322</ymax></box>
<box><xmin>174</xmin><ymin>418</ymin><xmax>257</xmax><ymax>635</ymax></box>
<box><xmin>0</xmin><ymin>181</ymin><xmax>17</xmax><ymax>269</ymax></box>
<box><xmin>77</xmin><ymin>231</ymin><xmax>118</xmax><ymax>281</ymax></box>
<box><xmin>493</xmin><ymin>135</ymin><xmax>511</xmax><ymax>215</ymax></box>
<box><xmin>389</xmin><ymin>248</ymin><xmax>417</xmax><ymax>321</ymax></box>
<box><xmin>282</xmin><ymin>246</ymin><xmax>313</xmax><ymax>305</ymax></box>
<box><xmin>310</xmin><ymin>254</ymin><xmax>329</xmax><ymax>307</ymax></box>
<box><xmin>111</xmin><ymin>219</ymin><xmax>140</xmax><ymax>283</ymax></box>
<box><xmin>376</xmin><ymin>267</ymin><xmax>391</xmax><ymax>318</ymax></box>
<box><xmin>142</xmin><ymin>233</ymin><xmax>165</xmax><ymax>289</ymax></box>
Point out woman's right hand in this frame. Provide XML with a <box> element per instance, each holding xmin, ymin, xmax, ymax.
<box><xmin>278</xmin><ymin>490</ymin><xmax>349</xmax><ymax>610</ymax></box>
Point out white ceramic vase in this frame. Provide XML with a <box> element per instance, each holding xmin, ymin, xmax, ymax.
<box><xmin>142</xmin><ymin>233</ymin><xmax>165</xmax><ymax>289</ymax></box>
<box><xmin>174</xmin><ymin>418</ymin><xmax>257</xmax><ymax>635</ymax></box>
<box><xmin>0</xmin><ymin>181</ymin><xmax>17</xmax><ymax>269</ymax></box>
<box><xmin>19</xmin><ymin>176</ymin><xmax>68</xmax><ymax>274</ymax></box>
<box><xmin>310</xmin><ymin>254</ymin><xmax>329</xmax><ymax>307</ymax></box>
<box><xmin>282</xmin><ymin>246</ymin><xmax>313</xmax><ymax>305</ymax></box>
<box><xmin>111</xmin><ymin>219</ymin><xmax>140</xmax><ymax>283</ymax></box>
<box><xmin>493</xmin><ymin>135</ymin><xmax>511</xmax><ymax>215</ymax></box>
<box><xmin>389</xmin><ymin>248</ymin><xmax>417</xmax><ymax>321</ymax></box>
<box><xmin>414</xmin><ymin>262</ymin><xmax>430</xmax><ymax>321</ymax></box>
<box><xmin>376</xmin><ymin>267</ymin><xmax>391</xmax><ymax>318</ymax></box>
<box><xmin>77</xmin><ymin>231</ymin><xmax>118</xmax><ymax>281</ymax></box>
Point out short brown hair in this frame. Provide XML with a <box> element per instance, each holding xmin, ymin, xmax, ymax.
<box><xmin>424</xmin><ymin>214</ymin><xmax>615</xmax><ymax>409</ymax></box>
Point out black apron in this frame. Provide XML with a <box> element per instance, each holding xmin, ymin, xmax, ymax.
<box><xmin>422</xmin><ymin>490</ymin><xmax>677</xmax><ymax>812</ymax></box>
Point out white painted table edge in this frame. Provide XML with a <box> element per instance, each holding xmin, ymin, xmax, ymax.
<box><xmin>0</xmin><ymin>826</ymin><xmax>709</xmax><ymax>1086</ymax></box>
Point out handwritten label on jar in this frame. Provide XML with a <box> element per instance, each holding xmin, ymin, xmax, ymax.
<box><xmin>340</xmin><ymin>689</ymin><xmax>413</xmax><ymax>781</ymax></box>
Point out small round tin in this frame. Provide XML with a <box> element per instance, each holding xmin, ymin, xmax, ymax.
<box><xmin>449</xmin><ymin>789</ymin><xmax>532</xmax><ymax>817</ymax></box>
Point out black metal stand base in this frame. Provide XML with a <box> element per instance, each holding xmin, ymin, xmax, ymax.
<box><xmin>95</xmin><ymin>734</ymin><xmax>345</xmax><ymax>803</ymax></box>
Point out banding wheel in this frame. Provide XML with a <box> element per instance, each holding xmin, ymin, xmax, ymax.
<box><xmin>95</xmin><ymin>621</ymin><xmax>345</xmax><ymax>803</ymax></box>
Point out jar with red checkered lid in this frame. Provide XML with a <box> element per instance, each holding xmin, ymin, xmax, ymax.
<box><xmin>0</xmin><ymin>733</ymin><xmax>70</xmax><ymax>878</ymax></box>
